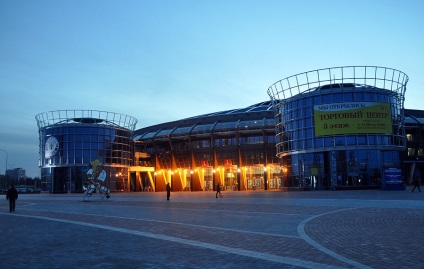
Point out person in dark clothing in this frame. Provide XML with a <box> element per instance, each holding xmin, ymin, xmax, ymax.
<box><xmin>216</xmin><ymin>182</ymin><xmax>222</xmax><ymax>198</ymax></box>
<box><xmin>6</xmin><ymin>184</ymin><xmax>18</xmax><ymax>212</ymax></box>
<box><xmin>166</xmin><ymin>183</ymin><xmax>171</xmax><ymax>200</ymax></box>
<box><xmin>412</xmin><ymin>176</ymin><xmax>421</xmax><ymax>192</ymax></box>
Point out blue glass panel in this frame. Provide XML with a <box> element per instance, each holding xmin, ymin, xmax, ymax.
<box><xmin>264</xmin><ymin>119</ymin><xmax>275</xmax><ymax>127</ymax></box>
<box><xmin>305</xmin><ymin>108</ymin><xmax>312</xmax><ymax>117</ymax></box>
<box><xmin>323</xmin><ymin>137</ymin><xmax>331</xmax><ymax>147</ymax></box>
<box><xmin>322</xmin><ymin>94</ymin><xmax>331</xmax><ymax>103</ymax></box>
<box><xmin>314</xmin><ymin>138</ymin><xmax>323</xmax><ymax>148</ymax></box>
<box><xmin>75</xmin><ymin>150</ymin><xmax>82</xmax><ymax>163</ymax></box>
<box><xmin>306</xmin><ymin>139</ymin><xmax>313</xmax><ymax>148</ymax></box>
<box><xmin>141</xmin><ymin>132</ymin><xmax>156</xmax><ymax>139</ymax></box>
<box><xmin>267</xmin><ymin>135</ymin><xmax>276</xmax><ymax>143</ymax></box>
<box><xmin>335</xmin><ymin>136</ymin><xmax>345</xmax><ymax>146</ymax></box>
<box><xmin>305</xmin><ymin>128</ymin><xmax>313</xmax><ymax>139</ymax></box>
<box><xmin>368</xmin><ymin>135</ymin><xmax>376</xmax><ymax>145</ymax></box>
<box><xmin>91</xmin><ymin>135</ymin><xmax>98</xmax><ymax>142</ymax></box>
<box><xmin>333</xmin><ymin>93</ymin><xmax>343</xmax><ymax>102</ymax></box>
<box><xmin>346</xmin><ymin>136</ymin><xmax>356</xmax><ymax>145</ymax></box>
<box><xmin>381</xmin><ymin>135</ymin><xmax>390</xmax><ymax>145</ymax></box>
<box><xmin>238</xmin><ymin>120</ymin><xmax>264</xmax><ymax>128</ymax></box>
<box><xmin>305</xmin><ymin>97</ymin><xmax>312</xmax><ymax>106</ymax></box>
<box><xmin>305</xmin><ymin>118</ymin><xmax>313</xmax><ymax>127</ymax></box>
<box><xmin>83</xmin><ymin>135</ymin><xmax>90</xmax><ymax>142</ymax></box>
<box><xmin>357</xmin><ymin>135</ymin><xmax>366</xmax><ymax>145</ymax></box>
<box><xmin>172</xmin><ymin>126</ymin><xmax>193</xmax><ymax>135</ymax></box>
<box><xmin>298</xmin><ymin>140</ymin><xmax>304</xmax><ymax>150</ymax></box>
<box><xmin>344</xmin><ymin>93</ymin><xmax>354</xmax><ymax>101</ymax></box>
<box><xmin>214</xmin><ymin>122</ymin><xmax>237</xmax><ymax>131</ymax></box>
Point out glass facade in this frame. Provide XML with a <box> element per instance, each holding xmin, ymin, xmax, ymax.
<box><xmin>268</xmin><ymin>66</ymin><xmax>409</xmax><ymax>189</ymax></box>
<box><xmin>36</xmin><ymin>110</ymin><xmax>137</xmax><ymax>193</ymax></box>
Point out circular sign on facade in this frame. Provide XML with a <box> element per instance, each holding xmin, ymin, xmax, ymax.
<box><xmin>45</xmin><ymin>136</ymin><xmax>59</xmax><ymax>158</ymax></box>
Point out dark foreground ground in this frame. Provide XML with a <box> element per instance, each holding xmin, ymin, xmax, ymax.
<box><xmin>1</xmin><ymin>187</ymin><xmax>423</xmax><ymax>269</ymax></box>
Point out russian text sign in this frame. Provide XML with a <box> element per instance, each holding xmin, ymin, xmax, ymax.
<box><xmin>313</xmin><ymin>102</ymin><xmax>392</xmax><ymax>136</ymax></box>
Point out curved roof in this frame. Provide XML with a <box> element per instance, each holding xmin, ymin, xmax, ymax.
<box><xmin>404</xmin><ymin>109</ymin><xmax>424</xmax><ymax>126</ymax></box>
<box><xmin>133</xmin><ymin>101</ymin><xmax>274</xmax><ymax>141</ymax></box>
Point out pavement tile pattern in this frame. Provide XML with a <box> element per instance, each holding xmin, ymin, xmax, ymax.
<box><xmin>1</xmin><ymin>188</ymin><xmax>424</xmax><ymax>269</ymax></box>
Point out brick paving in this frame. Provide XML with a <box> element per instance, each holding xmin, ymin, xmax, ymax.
<box><xmin>1</xmin><ymin>187</ymin><xmax>424</xmax><ymax>269</ymax></box>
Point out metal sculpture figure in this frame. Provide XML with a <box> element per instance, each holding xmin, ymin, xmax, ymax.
<box><xmin>83</xmin><ymin>159</ymin><xmax>110</xmax><ymax>201</ymax></box>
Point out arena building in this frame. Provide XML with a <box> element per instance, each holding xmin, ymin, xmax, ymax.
<box><xmin>37</xmin><ymin>66</ymin><xmax>424</xmax><ymax>193</ymax></box>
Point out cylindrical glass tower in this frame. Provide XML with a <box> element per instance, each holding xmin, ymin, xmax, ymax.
<box><xmin>267</xmin><ymin>66</ymin><xmax>408</xmax><ymax>190</ymax></box>
<box><xmin>35</xmin><ymin>110</ymin><xmax>138</xmax><ymax>193</ymax></box>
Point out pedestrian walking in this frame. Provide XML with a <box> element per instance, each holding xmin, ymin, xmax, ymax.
<box><xmin>412</xmin><ymin>176</ymin><xmax>421</xmax><ymax>192</ymax></box>
<box><xmin>6</xmin><ymin>184</ymin><xmax>18</xmax><ymax>212</ymax></box>
<box><xmin>216</xmin><ymin>182</ymin><xmax>222</xmax><ymax>198</ymax></box>
<box><xmin>166</xmin><ymin>183</ymin><xmax>171</xmax><ymax>200</ymax></box>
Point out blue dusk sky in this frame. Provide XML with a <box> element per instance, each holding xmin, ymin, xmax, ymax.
<box><xmin>0</xmin><ymin>0</ymin><xmax>423</xmax><ymax>177</ymax></box>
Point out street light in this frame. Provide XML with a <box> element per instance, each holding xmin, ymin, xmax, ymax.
<box><xmin>0</xmin><ymin>148</ymin><xmax>8</xmax><ymax>176</ymax></box>
<box><xmin>0</xmin><ymin>148</ymin><xmax>8</xmax><ymax>189</ymax></box>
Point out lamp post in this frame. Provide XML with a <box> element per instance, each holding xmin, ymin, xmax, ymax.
<box><xmin>0</xmin><ymin>149</ymin><xmax>8</xmax><ymax>189</ymax></box>
<box><xmin>237</xmin><ymin>168</ymin><xmax>241</xmax><ymax>191</ymax></box>
<box><xmin>212</xmin><ymin>169</ymin><xmax>216</xmax><ymax>192</ymax></box>
<box><xmin>154</xmin><ymin>172</ymin><xmax>157</xmax><ymax>192</ymax></box>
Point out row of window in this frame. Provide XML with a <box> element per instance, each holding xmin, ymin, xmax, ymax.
<box><xmin>170</xmin><ymin>136</ymin><xmax>278</xmax><ymax>151</ymax></box>
<box><xmin>282</xmin><ymin>90</ymin><xmax>395</xmax><ymax>109</ymax></box>
<box><xmin>406</xmin><ymin>133</ymin><xmax>424</xmax><ymax>142</ymax></box>
<box><xmin>280</xmin><ymin>149</ymin><xmax>400</xmax><ymax>188</ymax></box>
<box><xmin>407</xmin><ymin>148</ymin><xmax>424</xmax><ymax>157</ymax></box>
<box><xmin>46</xmin><ymin>135</ymin><xmax>131</xmax><ymax>144</ymax></box>
<box><xmin>278</xmin><ymin>134</ymin><xmax>404</xmax><ymax>153</ymax></box>
<box><xmin>57</xmin><ymin>142</ymin><xmax>131</xmax><ymax>152</ymax></box>
<box><xmin>45</xmin><ymin>156</ymin><xmax>132</xmax><ymax>166</ymax></box>
<box><xmin>46</xmin><ymin>125</ymin><xmax>131</xmax><ymax>136</ymax></box>
<box><xmin>141</xmin><ymin>121</ymin><xmax>275</xmax><ymax>140</ymax></box>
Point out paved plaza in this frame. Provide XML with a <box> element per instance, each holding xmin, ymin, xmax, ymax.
<box><xmin>1</xmin><ymin>187</ymin><xmax>424</xmax><ymax>269</ymax></box>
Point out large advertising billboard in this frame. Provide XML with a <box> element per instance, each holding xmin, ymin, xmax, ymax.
<box><xmin>314</xmin><ymin>102</ymin><xmax>392</xmax><ymax>136</ymax></box>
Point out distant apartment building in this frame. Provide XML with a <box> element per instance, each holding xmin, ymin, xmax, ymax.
<box><xmin>6</xmin><ymin>168</ymin><xmax>26</xmax><ymax>182</ymax></box>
